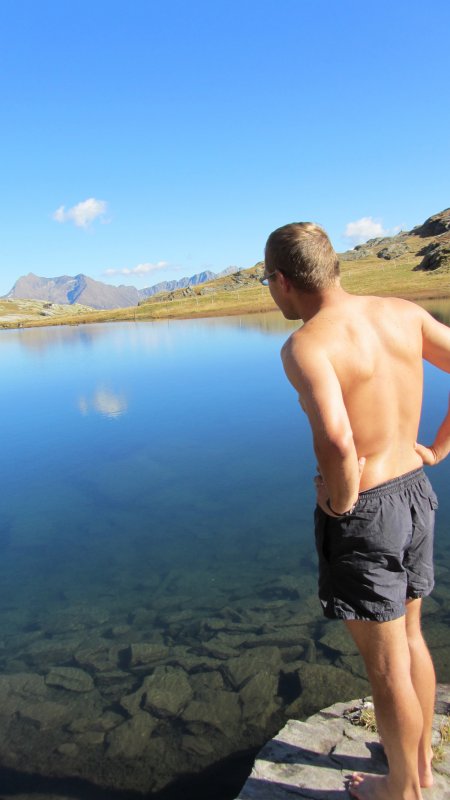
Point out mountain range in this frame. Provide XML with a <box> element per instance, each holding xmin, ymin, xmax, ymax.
<box><xmin>4</xmin><ymin>267</ymin><xmax>238</xmax><ymax>310</ymax></box>
<box><xmin>4</xmin><ymin>208</ymin><xmax>449</xmax><ymax>312</ymax></box>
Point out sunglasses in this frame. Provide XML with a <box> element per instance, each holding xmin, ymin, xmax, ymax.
<box><xmin>259</xmin><ymin>269</ymin><xmax>278</xmax><ymax>286</ymax></box>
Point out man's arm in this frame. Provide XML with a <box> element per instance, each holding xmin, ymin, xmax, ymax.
<box><xmin>415</xmin><ymin>393</ymin><xmax>450</xmax><ymax>465</ymax></box>
<box><xmin>421</xmin><ymin>307</ymin><xmax>450</xmax><ymax>372</ymax></box>
<box><xmin>282</xmin><ymin>338</ymin><xmax>361</xmax><ymax>515</ymax></box>
<box><xmin>416</xmin><ymin>309</ymin><xmax>450</xmax><ymax>466</ymax></box>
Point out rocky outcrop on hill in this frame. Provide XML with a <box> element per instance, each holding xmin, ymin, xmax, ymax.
<box><xmin>415</xmin><ymin>240</ymin><xmax>450</xmax><ymax>272</ymax></box>
<box><xmin>412</xmin><ymin>208</ymin><xmax>450</xmax><ymax>238</ymax></box>
<box><xmin>377</xmin><ymin>242</ymin><xmax>409</xmax><ymax>260</ymax></box>
<box><xmin>340</xmin><ymin>208</ymin><xmax>450</xmax><ymax>264</ymax></box>
<box><xmin>339</xmin><ymin>247</ymin><xmax>371</xmax><ymax>261</ymax></box>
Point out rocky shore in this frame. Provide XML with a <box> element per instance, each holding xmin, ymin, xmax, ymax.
<box><xmin>236</xmin><ymin>684</ymin><xmax>450</xmax><ymax>799</ymax></box>
<box><xmin>0</xmin><ymin>579</ymin><xmax>449</xmax><ymax>797</ymax></box>
<box><xmin>0</xmin><ymin>596</ymin><xmax>371</xmax><ymax>795</ymax></box>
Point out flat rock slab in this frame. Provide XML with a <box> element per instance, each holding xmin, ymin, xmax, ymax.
<box><xmin>236</xmin><ymin>684</ymin><xmax>450</xmax><ymax>800</ymax></box>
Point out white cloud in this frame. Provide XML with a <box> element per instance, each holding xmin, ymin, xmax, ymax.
<box><xmin>104</xmin><ymin>261</ymin><xmax>169</xmax><ymax>277</ymax></box>
<box><xmin>343</xmin><ymin>217</ymin><xmax>385</xmax><ymax>246</ymax></box>
<box><xmin>344</xmin><ymin>217</ymin><xmax>402</xmax><ymax>247</ymax></box>
<box><xmin>343</xmin><ymin>217</ymin><xmax>404</xmax><ymax>247</ymax></box>
<box><xmin>53</xmin><ymin>197</ymin><xmax>108</xmax><ymax>228</ymax></box>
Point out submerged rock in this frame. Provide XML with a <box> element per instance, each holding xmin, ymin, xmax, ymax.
<box><xmin>318</xmin><ymin>624</ymin><xmax>359</xmax><ymax>655</ymax></box>
<box><xmin>182</xmin><ymin>688</ymin><xmax>241</xmax><ymax>735</ymax></box>
<box><xmin>201</xmin><ymin>640</ymin><xmax>244</xmax><ymax>659</ymax></box>
<box><xmin>20</xmin><ymin>637</ymin><xmax>80</xmax><ymax>669</ymax></box>
<box><xmin>168</xmin><ymin>645</ymin><xmax>223</xmax><ymax>673</ymax></box>
<box><xmin>240</xmin><ymin>671</ymin><xmax>280</xmax><ymax>727</ymax></box>
<box><xmin>74</xmin><ymin>638</ymin><xmax>121</xmax><ymax>672</ymax></box>
<box><xmin>243</xmin><ymin>627</ymin><xmax>310</xmax><ymax>649</ymax></box>
<box><xmin>106</xmin><ymin>711</ymin><xmax>159</xmax><ymax>758</ymax></box>
<box><xmin>56</xmin><ymin>742</ymin><xmax>79</xmax><ymax>757</ymax></box>
<box><xmin>67</xmin><ymin>710</ymin><xmax>123</xmax><ymax>733</ymax></box>
<box><xmin>45</xmin><ymin>666</ymin><xmax>94</xmax><ymax>693</ymax></box>
<box><xmin>0</xmin><ymin>673</ymin><xmax>71</xmax><ymax>727</ymax></box>
<box><xmin>286</xmin><ymin>662</ymin><xmax>370</xmax><ymax>718</ymax></box>
<box><xmin>93</xmin><ymin>668</ymin><xmax>136</xmax><ymax>698</ymax></box>
<box><xmin>143</xmin><ymin>666</ymin><xmax>193</xmax><ymax>717</ymax></box>
<box><xmin>222</xmin><ymin>646</ymin><xmax>282</xmax><ymax>690</ymax></box>
<box><xmin>181</xmin><ymin>732</ymin><xmax>218</xmax><ymax>756</ymax></box>
<box><xmin>189</xmin><ymin>669</ymin><xmax>225</xmax><ymax>696</ymax></box>
<box><xmin>126</xmin><ymin>642</ymin><xmax>170</xmax><ymax>668</ymax></box>
<box><xmin>335</xmin><ymin>653</ymin><xmax>367</xmax><ymax>680</ymax></box>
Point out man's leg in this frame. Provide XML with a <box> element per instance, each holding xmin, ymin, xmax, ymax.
<box><xmin>405</xmin><ymin>598</ymin><xmax>436</xmax><ymax>787</ymax></box>
<box><xmin>345</xmin><ymin>615</ymin><xmax>423</xmax><ymax>800</ymax></box>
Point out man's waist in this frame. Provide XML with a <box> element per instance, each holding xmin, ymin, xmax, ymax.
<box><xmin>358</xmin><ymin>467</ymin><xmax>426</xmax><ymax>499</ymax></box>
<box><xmin>357</xmin><ymin>451</ymin><xmax>424</xmax><ymax>493</ymax></box>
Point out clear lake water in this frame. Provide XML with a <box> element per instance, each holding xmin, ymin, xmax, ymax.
<box><xmin>0</xmin><ymin>307</ymin><xmax>449</xmax><ymax>798</ymax></box>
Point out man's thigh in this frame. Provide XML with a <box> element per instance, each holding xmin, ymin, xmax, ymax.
<box><xmin>345</xmin><ymin>616</ymin><xmax>411</xmax><ymax>679</ymax></box>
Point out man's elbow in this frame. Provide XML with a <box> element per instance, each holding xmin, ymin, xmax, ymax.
<box><xmin>315</xmin><ymin>430</ymin><xmax>355</xmax><ymax>461</ymax></box>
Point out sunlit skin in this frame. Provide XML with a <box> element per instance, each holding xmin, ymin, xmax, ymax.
<box><xmin>266</xmin><ymin>267</ymin><xmax>450</xmax><ymax>800</ymax></box>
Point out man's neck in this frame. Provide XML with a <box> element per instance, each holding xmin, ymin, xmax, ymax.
<box><xmin>294</xmin><ymin>283</ymin><xmax>349</xmax><ymax>323</ymax></box>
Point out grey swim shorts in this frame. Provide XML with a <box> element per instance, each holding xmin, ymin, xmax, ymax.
<box><xmin>314</xmin><ymin>468</ymin><xmax>438</xmax><ymax>622</ymax></box>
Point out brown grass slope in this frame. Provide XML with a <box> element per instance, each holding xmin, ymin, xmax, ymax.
<box><xmin>1</xmin><ymin>209</ymin><xmax>449</xmax><ymax>330</ymax></box>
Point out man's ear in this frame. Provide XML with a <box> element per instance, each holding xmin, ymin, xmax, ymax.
<box><xmin>278</xmin><ymin>271</ymin><xmax>291</xmax><ymax>292</ymax></box>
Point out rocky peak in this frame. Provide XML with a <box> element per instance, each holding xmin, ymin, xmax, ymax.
<box><xmin>411</xmin><ymin>208</ymin><xmax>450</xmax><ymax>238</ymax></box>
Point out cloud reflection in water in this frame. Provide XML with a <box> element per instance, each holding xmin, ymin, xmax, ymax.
<box><xmin>78</xmin><ymin>387</ymin><xmax>128</xmax><ymax>418</ymax></box>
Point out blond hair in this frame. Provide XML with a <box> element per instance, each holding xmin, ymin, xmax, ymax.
<box><xmin>265</xmin><ymin>222</ymin><xmax>340</xmax><ymax>292</ymax></box>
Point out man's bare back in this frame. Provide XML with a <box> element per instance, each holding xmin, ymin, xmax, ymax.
<box><xmin>284</xmin><ymin>293</ymin><xmax>425</xmax><ymax>491</ymax></box>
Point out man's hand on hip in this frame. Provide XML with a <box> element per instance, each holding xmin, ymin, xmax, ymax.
<box><xmin>314</xmin><ymin>457</ymin><xmax>366</xmax><ymax>516</ymax></box>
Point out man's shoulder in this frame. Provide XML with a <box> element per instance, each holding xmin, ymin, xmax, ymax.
<box><xmin>281</xmin><ymin>326</ymin><xmax>329</xmax><ymax>369</ymax></box>
<box><xmin>357</xmin><ymin>293</ymin><xmax>423</xmax><ymax>315</ymax></box>
<box><xmin>330</xmin><ymin>293</ymin><xmax>425</xmax><ymax>332</ymax></box>
<box><xmin>368</xmin><ymin>294</ymin><xmax>421</xmax><ymax>311</ymax></box>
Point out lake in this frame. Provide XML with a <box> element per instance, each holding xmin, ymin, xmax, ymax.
<box><xmin>0</xmin><ymin>306</ymin><xmax>449</xmax><ymax>799</ymax></box>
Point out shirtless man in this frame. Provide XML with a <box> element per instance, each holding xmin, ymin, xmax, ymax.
<box><xmin>262</xmin><ymin>222</ymin><xmax>450</xmax><ymax>800</ymax></box>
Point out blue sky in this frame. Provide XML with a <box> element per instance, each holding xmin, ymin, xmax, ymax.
<box><xmin>1</xmin><ymin>0</ymin><xmax>449</xmax><ymax>296</ymax></box>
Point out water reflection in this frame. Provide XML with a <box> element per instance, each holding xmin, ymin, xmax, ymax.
<box><xmin>78</xmin><ymin>387</ymin><xmax>128</xmax><ymax>418</ymax></box>
<box><xmin>0</xmin><ymin>323</ymin><xmax>107</xmax><ymax>352</ymax></box>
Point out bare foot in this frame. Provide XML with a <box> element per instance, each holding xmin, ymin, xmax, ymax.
<box><xmin>348</xmin><ymin>773</ymin><xmax>389</xmax><ymax>800</ymax></box>
<box><xmin>348</xmin><ymin>772</ymin><xmax>423</xmax><ymax>800</ymax></box>
<box><xmin>377</xmin><ymin>741</ymin><xmax>432</xmax><ymax>788</ymax></box>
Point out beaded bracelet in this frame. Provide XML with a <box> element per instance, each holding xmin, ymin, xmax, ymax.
<box><xmin>326</xmin><ymin>498</ymin><xmax>357</xmax><ymax>517</ymax></box>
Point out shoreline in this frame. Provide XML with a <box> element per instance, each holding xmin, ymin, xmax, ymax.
<box><xmin>1</xmin><ymin>289</ymin><xmax>450</xmax><ymax>332</ymax></box>
<box><xmin>235</xmin><ymin>686</ymin><xmax>450</xmax><ymax>800</ymax></box>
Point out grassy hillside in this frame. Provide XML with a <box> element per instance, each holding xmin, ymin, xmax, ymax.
<box><xmin>1</xmin><ymin>211</ymin><xmax>449</xmax><ymax>330</ymax></box>
<box><xmin>0</xmin><ymin>298</ymin><xmax>96</xmax><ymax>328</ymax></box>
<box><xmin>339</xmin><ymin>233</ymin><xmax>450</xmax><ymax>299</ymax></box>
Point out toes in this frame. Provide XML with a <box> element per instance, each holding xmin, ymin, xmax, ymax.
<box><xmin>348</xmin><ymin>773</ymin><xmax>364</xmax><ymax>797</ymax></box>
